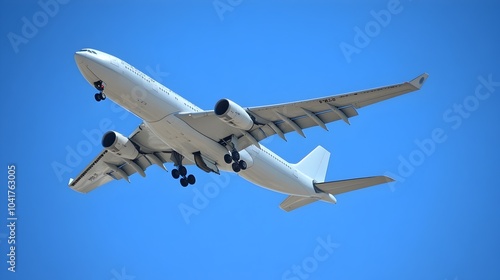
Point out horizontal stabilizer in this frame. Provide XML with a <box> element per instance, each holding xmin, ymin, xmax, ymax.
<box><xmin>280</xmin><ymin>195</ymin><xmax>319</xmax><ymax>212</ymax></box>
<box><xmin>314</xmin><ymin>176</ymin><xmax>393</xmax><ymax>195</ymax></box>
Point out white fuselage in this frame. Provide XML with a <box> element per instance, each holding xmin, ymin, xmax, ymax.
<box><xmin>74</xmin><ymin>49</ymin><xmax>332</xmax><ymax>200</ymax></box>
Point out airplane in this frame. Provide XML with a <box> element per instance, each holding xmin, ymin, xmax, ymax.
<box><xmin>70</xmin><ymin>48</ymin><xmax>428</xmax><ymax>211</ymax></box>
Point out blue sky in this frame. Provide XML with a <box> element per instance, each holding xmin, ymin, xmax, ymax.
<box><xmin>1</xmin><ymin>0</ymin><xmax>499</xmax><ymax>279</ymax></box>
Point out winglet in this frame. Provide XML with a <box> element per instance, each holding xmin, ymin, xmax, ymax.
<box><xmin>409</xmin><ymin>73</ymin><xmax>429</xmax><ymax>89</ymax></box>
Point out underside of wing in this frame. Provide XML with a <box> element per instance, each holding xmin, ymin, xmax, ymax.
<box><xmin>68</xmin><ymin>124</ymin><xmax>174</xmax><ymax>193</ymax></box>
<box><xmin>177</xmin><ymin>73</ymin><xmax>428</xmax><ymax>150</ymax></box>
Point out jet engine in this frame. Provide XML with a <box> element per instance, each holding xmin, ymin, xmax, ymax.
<box><xmin>214</xmin><ymin>99</ymin><xmax>254</xmax><ymax>131</ymax></box>
<box><xmin>102</xmin><ymin>131</ymin><xmax>139</xmax><ymax>159</ymax></box>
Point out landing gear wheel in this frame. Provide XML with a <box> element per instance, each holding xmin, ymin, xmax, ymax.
<box><xmin>171</xmin><ymin>169</ymin><xmax>180</xmax><ymax>179</ymax></box>
<box><xmin>94</xmin><ymin>92</ymin><xmax>106</xmax><ymax>102</ymax></box>
<box><xmin>232</xmin><ymin>162</ymin><xmax>241</xmax><ymax>173</ymax></box>
<box><xmin>238</xmin><ymin>160</ymin><xmax>247</xmax><ymax>170</ymax></box>
<box><xmin>224</xmin><ymin>154</ymin><xmax>233</xmax><ymax>164</ymax></box>
<box><xmin>179</xmin><ymin>165</ymin><xmax>187</xmax><ymax>177</ymax></box>
<box><xmin>187</xmin><ymin>174</ymin><xmax>196</xmax><ymax>185</ymax></box>
<box><xmin>231</xmin><ymin>151</ymin><xmax>240</xmax><ymax>162</ymax></box>
<box><xmin>180</xmin><ymin>178</ymin><xmax>188</xmax><ymax>187</ymax></box>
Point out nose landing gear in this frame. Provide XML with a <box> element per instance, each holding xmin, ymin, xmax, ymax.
<box><xmin>94</xmin><ymin>80</ymin><xmax>105</xmax><ymax>91</ymax></box>
<box><xmin>93</xmin><ymin>80</ymin><xmax>106</xmax><ymax>102</ymax></box>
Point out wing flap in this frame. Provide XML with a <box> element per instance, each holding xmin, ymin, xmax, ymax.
<box><xmin>68</xmin><ymin>150</ymin><xmax>115</xmax><ymax>193</ymax></box>
<box><xmin>68</xmin><ymin>151</ymin><xmax>173</xmax><ymax>193</ymax></box>
<box><xmin>282</xmin><ymin>106</ymin><xmax>359</xmax><ymax>131</ymax></box>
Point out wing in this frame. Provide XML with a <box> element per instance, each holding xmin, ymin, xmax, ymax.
<box><xmin>177</xmin><ymin>73</ymin><xmax>428</xmax><ymax>150</ymax></box>
<box><xmin>68</xmin><ymin>124</ymin><xmax>175</xmax><ymax>193</ymax></box>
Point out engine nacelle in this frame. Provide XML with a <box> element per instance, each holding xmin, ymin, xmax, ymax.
<box><xmin>102</xmin><ymin>131</ymin><xmax>139</xmax><ymax>160</ymax></box>
<box><xmin>214</xmin><ymin>99</ymin><xmax>254</xmax><ymax>131</ymax></box>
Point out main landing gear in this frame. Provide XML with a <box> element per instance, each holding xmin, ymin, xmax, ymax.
<box><xmin>171</xmin><ymin>165</ymin><xmax>196</xmax><ymax>187</ymax></box>
<box><xmin>222</xmin><ymin>135</ymin><xmax>247</xmax><ymax>173</ymax></box>
<box><xmin>224</xmin><ymin>150</ymin><xmax>247</xmax><ymax>173</ymax></box>
<box><xmin>93</xmin><ymin>80</ymin><xmax>106</xmax><ymax>102</ymax></box>
<box><xmin>170</xmin><ymin>152</ymin><xmax>196</xmax><ymax>187</ymax></box>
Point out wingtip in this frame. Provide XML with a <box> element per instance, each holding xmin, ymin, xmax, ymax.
<box><xmin>409</xmin><ymin>73</ymin><xmax>429</xmax><ymax>89</ymax></box>
<box><xmin>383</xmin><ymin>175</ymin><xmax>395</xmax><ymax>183</ymax></box>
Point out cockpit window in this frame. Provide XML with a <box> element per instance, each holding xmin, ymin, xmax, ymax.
<box><xmin>79</xmin><ymin>49</ymin><xmax>97</xmax><ymax>54</ymax></box>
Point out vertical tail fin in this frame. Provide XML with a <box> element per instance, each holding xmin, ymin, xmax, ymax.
<box><xmin>293</xmin><ymin>146</ymin><xmax>330</xmax><ymax>182</ymax></box>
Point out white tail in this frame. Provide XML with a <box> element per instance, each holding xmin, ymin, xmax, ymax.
<box><xmin>282</xmin><ymin>147</ymin><xmax>396</xmax><ymax>212</ymax></box>
<box><xmin>293</xmin><ymin>146</ymin><xmax>330</xmax><ymax>182</ymax></box>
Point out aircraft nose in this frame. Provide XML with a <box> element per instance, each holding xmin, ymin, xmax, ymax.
<box><xmin>75</xmin><ymin>50</ymin><xmax>89</xmax><ymax>65</ymax></box>
<box><xmin>74</xmin><ymin>51</ymin><xmax>84</xmax><ymax>64</ymax></box>
<box><xmin>74</xmin><ymin>49</ymin><xmax>102</xmax><ymax>83</ymax></box>
<box><xmin>74</xmin><ymin>49</ymin><xmax>99</xmax><ymax>65</ymax></box>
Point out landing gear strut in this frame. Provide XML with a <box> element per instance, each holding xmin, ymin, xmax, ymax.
<box><xmin>93</xmin><ymin>80</ymin><xmax>106</xmax><ymax>102</ymax></box>
<box><xmin>170</xmin><ymin>152</ymin><xmax>196</xmax><ymax>187</ymax></box>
